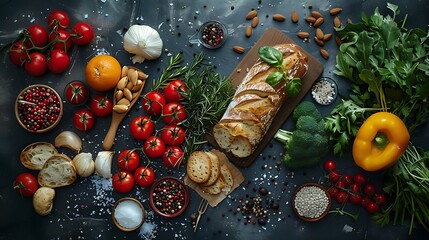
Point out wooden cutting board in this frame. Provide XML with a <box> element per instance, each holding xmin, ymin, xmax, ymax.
<box><xmin>207</xmin><ymin>28</ymin><xmax>324</xmax><ymax>168</ymax></box>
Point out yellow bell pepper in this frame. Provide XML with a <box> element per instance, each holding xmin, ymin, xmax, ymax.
<box><xmin>353</xmin><ymin>112</ymin><xmax>409</xmax><ymax>171</ymax></box>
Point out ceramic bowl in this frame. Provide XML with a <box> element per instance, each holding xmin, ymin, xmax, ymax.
<box><xmin>311</xmin><ymin>77</ymin><xmax>338</xmax><ymax>105</ymax></box>
<box><xmin>291</xmin><ymin>183</ymin><xmax>332</xmax><ymax>222</ymax></box>
<box><xmin>149</xmin><ymin>176</ymin><xmax>189</xmax><ymax>218</ymax></box>
<box><xmin>112</xmin><ymin>197</ymin><xmax>146</xmax><ymax>232</ymax></box>
<box><xmin>197</xmin><ymin>20</ymin><xmax>227</xmax><ymax>49</ymax></box>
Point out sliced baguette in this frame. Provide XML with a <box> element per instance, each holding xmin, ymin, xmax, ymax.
<box><xmin>200</xmin><ymin>173</ymin><xmax>225</xmax><ymax>195</ymax></box>
<box><xmin>220</xmin><ymin>164</ymin><xmax>233</xmax><ymax>194</ymax></box>
<box><xmin>38</xmin><ymin>154</ymin><xmax>77</xmax><ymax>188</ymax></box>
<box><xmin>20</xmin><ymin>142</ymin><xmax>58</xmax><ymax>170</ymax></box>
<box><xmin>186</xmin><ymin>151</ymin><xmax>212</xmax><ymax>183</ymax></box>
<box><xmin>201</xmin><ymin>151</ymin><xmax>221</xmax><ymax>187</ymax></box>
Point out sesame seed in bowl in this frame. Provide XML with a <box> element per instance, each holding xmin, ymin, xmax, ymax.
<box><xmin>292</xmin><ymin>183</ymin><xmax>331</xmax><ymax>222</ymax></box>
<box><xmin>311</xmin><ymin>77</ymin><xmax>338</xmax><ymax>105</ymax></box>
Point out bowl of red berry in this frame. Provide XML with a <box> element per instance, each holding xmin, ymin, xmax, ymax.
<box><xmin>149</xmin><ymin>176</ymin><xmax>189</xmax><ymax>218</ymax></box>
<box><xmin>15</xmin><ymin>84</ymin><xmax>63</xmax><ymax>133</ymax></box>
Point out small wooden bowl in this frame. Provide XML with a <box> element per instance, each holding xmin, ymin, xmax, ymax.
<box><xmin>15</xmin><ymin>84</ymin><xmax>63</xmax><ymax>133</ymax></box>
<box><xmin>149</xmin><ymin>177</ymin><xmax>189</xmax><ymax>218</ymax></box>
<box><xmin>291</xmin><ymin>183</ymin><xmax>331</xmax><ymax>222</ymax></box>
<box><xmin>112</xmin><ymin>197</ymin><xmax>146</xmax><ymax>232</ymax></box>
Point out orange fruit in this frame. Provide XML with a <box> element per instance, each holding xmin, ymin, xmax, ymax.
<box><xmin>85</xmin><ymin>55</ymin><xmax>121</xmax><ymax>92</ymax></box>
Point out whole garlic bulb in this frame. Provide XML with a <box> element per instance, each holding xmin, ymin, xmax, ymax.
<box><xmin>123</xmin><ymin>25</ymin><xmax>163</xmax><ymax>64</ymax></box>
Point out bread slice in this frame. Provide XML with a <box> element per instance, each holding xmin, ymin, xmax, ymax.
<box><xmin>38</xmin><ymin>154</ymin><xmax>77</xmax><ymax>188</ymax></box>
<box><xmin>20</xmin><ymin>142</ymin><xmax>58</xmax><ymax>170</ymax></box>
<box><xmin>186</xmin><ymin>151</ymin><xmax>211</xmax><ymax>183</ymax></box>
<box><xmin>220</xmin><ymin>164</ymin><xmax>233</xmax><ymax>194</ymax></box>
<box><xmin>200</xmin><ymin>173</ymin><xmax>225</xmax><ymax>195</ymax></box>
<box><xmin>201</xmin><ymin>151</ymin><xmax>221</xmax><ymax>187</ymax></box>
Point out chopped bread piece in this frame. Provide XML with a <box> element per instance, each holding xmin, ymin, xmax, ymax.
<box><xmin>201</xmin><ymin>151</ymin><xmax>221</xmax><ymax>187</ymax></box>
<box><xmin>220</xmin><ymin>164</ymin><xmax>233</xmax><ymax>194</ymax></box>
<box><xmin>186</xmin><ymin>151</ymin><xmax>212</xmax><ymax>183</ymax></box>
<box><xmin>200</xmin><ymin>174</ymin><xmax>225</xmax><ymax>195</ymax></box>
<box><xmin>38</xmin><ymin>154</ymin><xmax>77</xmax><ymax>188</ymax></box>
<box><xmin>20</xmin><ymin>142</ymin><xmax>58</xmax><ymax>170</ymax></box>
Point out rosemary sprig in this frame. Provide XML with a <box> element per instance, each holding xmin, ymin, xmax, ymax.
<box><xmin>150</xmin><ymin>53</ymin><xmax>188</xmax><ymax>91</ymax></box>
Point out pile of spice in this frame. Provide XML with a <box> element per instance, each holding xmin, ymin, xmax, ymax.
<box><xmin>311</xmin><ymin>77</ymin><xmax>337</xmax><ymax>105</ymax></box>
<box><xmin>199</xmin><ymin>21</ymin><xmax>225</xmax><ymax>48</ymax></box>
<box><xmin>293</xmin><ymin>184</ymin><xmax>330</xmax><ymax>220</ymax></box>
<box><xmin>113</xmin><ymin>199</ymin><xmax>144</xmax><ymax>230</ymax></box>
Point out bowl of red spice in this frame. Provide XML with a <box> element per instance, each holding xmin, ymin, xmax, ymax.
<box><xmin>149</xmin><ymin>176</ymin><xmax>189</xmax><ymax>218</ymax></box>
<box><xmin>292</xmin><ymin>183</ymin><xmax>331</xmax><ymax>222</ymax></box>
<box><xmin>198</xmin><ymin>20</ymin><xmax>227</xmax><ymax>49</ymax></box>
<box><xmin>15</xmin><ymin>84</ymin><xmax>63</xmax><ymax>133</ymax></box>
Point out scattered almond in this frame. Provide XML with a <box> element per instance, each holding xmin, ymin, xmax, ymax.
<box><xmin>291</xmin><ymin>11</ymin><xmax>299</xmax><ymax>23</ymax></box>
<box><xmin>245</xmin><ymin>26</ymin><xmax>252</xmax><ymax>38</ymax></box>
<box><xmin>320</xmin><ymin>48</ymin><xmax>329</xmax><ymax>59</ymax></box>
<box><xmin>335</xmin><ymin>36</ymin><xmax>343</xmax><ymax>46</ymax></box>
<box><xmin>313</xmin><ymin>17</ymin><xmax>324</xmax><ymax>27</ymax></box>
<box><xmin>322</xmin><ymin>33</ymin><xmax>333</xmax><ymax>42</ymax></box>
<box><xmin>315</xmin><ymin>28</ymin><xmax>324</xmax><ymax>40</ymax></box>
<box><xmin>311</xmin><ymin>11</ymin><xmax>323</xmax><ymax>19</ymax></box>
<box><xmin>297</xmin><ymin>32</ymin><xmax>310</xmax><ymax>39</ymax></box>
<box><xmin>347</xmin><ymin>18</ymin><xmax>353</xmax><ymax>24</ymax></box>
<box><xmin>330</xmin><ymin>8</ymin><xmax>343</xmax><ymax>16</ymax></box>
<box><xmin>334</xmin><ymin>16</ymin><xmax>341</xmax><ymax>28</ymax></box>
<box><xmin>314</xmin><ymin>37</ymin><xmax>325</xmax><ymax>46</ymax></box>
<box><xmin>233</xmin><ymin>46</ymin><xmax>245</xmax><ymax>54</ymax></box>
<box><xmin>272</xmin><ymin>14</ymin><xmax>286</xmax><ymax>22</ymax></box>
<box><xmin>305</xmin><ymin>17</ymin><xmax>316</xmax><ymax>24</ymax></box>
<box><xmin>251</xmin><ymin>17</ymin><xmax>259</xmax><ymax>28</ymax></box>
<box><xmin>246</xmin><ymin>10</ymin><xmax>257</xmax><ymax>20</ymax></box>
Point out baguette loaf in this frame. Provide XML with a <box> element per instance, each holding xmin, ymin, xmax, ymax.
<box><xmin>213</xmin><ymin>43</ymin><xmax>308</xmax><ymax>158</ymax></box>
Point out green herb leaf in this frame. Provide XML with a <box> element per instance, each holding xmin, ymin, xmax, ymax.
<box><xmin>258</xmin><ymin>46</ymin><xmax>283</xmax><ymax>67</ymax></box>
<box><xmin>285</xmin><ymin>77</ymin><xmax>302</xmax><ymax>98</ymax></box>
<box><xmin>265</xmin><ymin>72</ymin><xmax>284</xmax><ymax>86</ymax></box>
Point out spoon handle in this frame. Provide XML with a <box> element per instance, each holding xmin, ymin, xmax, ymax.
<box><xmin>102</xmin><ymin>116</ymin><xmax>121</xmax><ymax>150</ymax></box>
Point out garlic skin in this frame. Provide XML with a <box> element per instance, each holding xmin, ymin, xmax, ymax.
<box><xmin>123</xmin><ymin>25</ymin><xmax>163</xmax><ymax>64</ymax></box>
<box><xmin>54</xmin><ymin>131</ymin><xmax>82</xmax><ymax>153</ymax></box>
<box><xmin>94</xmin><ymin>151</ymin><xmax>114</xmax><ymax>178</ymax></box>
<box><xmin>73</xmin><ymin>152</ymin><xmax>95</xmax><ymax>177</ymax></box>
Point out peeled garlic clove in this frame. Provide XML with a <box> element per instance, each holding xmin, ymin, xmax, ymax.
<box><xmin>113</xmin><ymin>105</ymin><xmax>129</xmax><ymax>113</ymax></box>
<box><xmin>115</xmin><ymin>90</ymin><xmax>124</xmax><ymax>101</ymax></box>
<box><xmin>131</xmin><ymin>80</ymin><xmax>143</xmax><ymax>92</ymax></box>
<box><xmin>138</xmin><ymin>71</ymin><xmax>149</xmax><ymax>80</ymax></box>
<box><xmin>73</xmin><ymin>152</ymin><xmax>95</xmax><ymax>177</ymax></box>
<box><xmin>124</xmin><ymin>88</ymin><xmax>133</xmax><ymax>101</ymax></box>
<box><xmin>121</xmin><ymin>66</ymin><xmax>129</xmax><ymax>78</ymax></box>
<box><xmin>94</xmin><ymin>151</ymin><xmax>113</xmax><ymax>178</ymax></box>
<box><xmin>117</xmin><ymin>98</ymin><xmax>130</xmax><ymax>106</ymax></box>
<box><xmin>117</xmin><ymin>77</ymin><xmax>128</xmax><ymax>90</ymax></box>
<box><xmin>128</xmin><ymin>69</ymin><xmax>138</xmax><ymax>85</ymax></box>
<box><xmin>54</xmin><ymin>131</ymin><xmax>82</xmax><ymax>153</ymax></box>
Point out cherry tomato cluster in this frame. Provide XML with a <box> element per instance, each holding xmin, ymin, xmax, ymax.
<box><xmin>7</xmin><ymin>10</ymin><xmax>94</xmax><ymax>76</ymax></box>
<box><xmin>324</xmin><ymin>160</ymin><xmax>388</xmax><ymax>214</ymax></box>
<box><xmin>130</xmin><ymin>79</ymin><xmax>187</xmax><ymax>168</ymax></box>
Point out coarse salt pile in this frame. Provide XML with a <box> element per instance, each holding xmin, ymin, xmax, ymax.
<box><xmin>114</xmin><ymin>199</ymin><xmax>144</xmax><ymax>230</ymax></box>
<box><xmin>312</xmin><ymin>78</ymin><xmax>337</xmax><ymax>105</ymax></box>
<box><xmin>294</xmin><ymin>185</ymin><xmax>329</xmax><ymax>219</ymax></box>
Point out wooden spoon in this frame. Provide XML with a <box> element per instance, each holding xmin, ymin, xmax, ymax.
<box><xmin>102</xmin><ymin>66</ymin><xmax>147</xmax><ymax>150</ymax></box>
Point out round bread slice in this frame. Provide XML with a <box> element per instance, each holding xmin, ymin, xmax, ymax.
<box><xmin>20</xmin><ymin>142</ymin><xmax>58</xmax><ymax>170</ymax></box>
<box><xmin>201</xmin><ymin>151</ymin><xmax>221</xmax><ymax>187</ymax></box>
<box><xmin>200</xmin><ymin>174</ymin><xmax>225</xmax><ymax>195</ymax></box>
<box><xmin>38</xmin><ymin>154</ymin><xmax>77</xmax><ymax>188</ymax></box>
<box><xmin>220</xmin><ymin>164</ymin><xmax>233</xmax><ymax>194</ymax></box>
<box><xmin>186</xmin><ymin>151</ymin><xmax>211</xmax><ymax>183</ymax></box>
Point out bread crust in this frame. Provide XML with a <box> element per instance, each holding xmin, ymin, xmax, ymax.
<box><xmin>20</xmin><ymin>142</ymin><xmax>58</xmax><ymax>170</ymax></box>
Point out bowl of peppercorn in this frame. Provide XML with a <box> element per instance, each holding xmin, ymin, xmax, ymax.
<box><xmin>197</xmin><ymin>20</ymin><xmax>227</xmax><ymax>49</ymax></box>
<box><xmin>149</xmin><ymin>176</ymin><xmax>189</xmax><ymax>218</ymax></box>
<box><xmin>15</xmin><ymin>84</ymin><xmax>63</xmax><ymax>133</ymax></box>
<box><xmin>291</xmin><ymin>183</ymin><xmax>331</xmax><ymax>222</ymax></box>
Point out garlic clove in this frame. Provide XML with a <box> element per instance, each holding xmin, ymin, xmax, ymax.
<box><xmin>54</xmin><ymin>131</ymin><xmax>82</xmax><ymax>153</ymax></box>
<box><xmin>73</xmin><ymin>152</ymin><xmax>95</xmax><ymax>177</ymax></box>
<box><xmin>94</xmin><ymin>151</ymin><xmax>114</xmax><ymax>178</ymax></box>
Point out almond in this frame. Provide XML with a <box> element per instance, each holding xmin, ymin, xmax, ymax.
<box><xmin>347</xmin><ymin>18</ymin><xmax>353</xmax><ymax>24</ymax></box>
<box><xmin>311</xmin><ymin>11</ymin><xmax>323</xmax><ymax>19</ymax></box>
<box><xmin>291</xmin><ymin>11</ymin><xmax>299</xmax><ymax>23</ymax></box>
<box><xmin>251</xmin><ymin>17</ymin><xmax>259</xmax><ymax>28</ymax></box>
<box><xmin>245</xmin><ymin>26</ymin><xmax>252</xmax><ymax>38</ymax></box>
<box><xmin>305</xmin><ymin>17</ymin><xmax>316</xmax><ymax>24</ymax></box>
<box><xmin>272</xmin><ymin>14</ymin><xmax>286</xmax><ymax>22</ymax></box>
<box><xmin>314</xmin><ymin>37</ymin><xmax>324</xmax><ymax>46</ymax></box>
<box><xmin>313</xmin><ymin>17</ymin><xmax>324</xmax><ymax>27</ymax></box>
<box><xmin>316</xmin><ymin>28</ymin><xmax>324</xmax><ymax>40</ymax></box>
<box><xmin>329</xmin><ymin>8</ymin><xmax>343</xmax><ymax>16</ymax></box>
<box><xmin>246</xmin><ymin>10</ymin><xmax>257</xmax><ymax>20</ymax></box>
<box><xmin>297</xmin><ymin>32</ymin><xmax>310</xmax><ymax>39</ymax></box>
<box><xmin>335</xmin><ymin>36</ymin><xmax>343</xmax><ymax>46</ymax></box>
<box><xmin>322</xmin><ymin>33</ymin><xmax>333</xmax><ymax>42</ymax></box>
<box><xmin>320</xmin><ymin>48</ymin><xmax>329</xmax><ymax>59</ymax></box>
<box><xmin>233</xmin><ymin>46</ymin><xmax>245</xmax><ymax>54</ymax></box>
<box><xmin>333</xmin><ymin>16</ymin><xmax>341</xmax><ymax>28</ymax></box>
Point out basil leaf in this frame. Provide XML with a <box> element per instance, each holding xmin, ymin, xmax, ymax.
<box><xmin>333</xmin><ymin>51</ymin><xmax>353</xmax><ymax>80</ymax></box>
<box><xmin>265</xmin><ymin>72</ymin><xmax>284</xmax><ymax>86</ymax></box>
<box><xmin>285</xmin><ymin>77</ymin><xmax>301</xmax><ymax>98</ymax></box>
<box><xmin>258</xmin><ymin>46</ymin><xmax>283</xmax><ymax>67</ymax></box>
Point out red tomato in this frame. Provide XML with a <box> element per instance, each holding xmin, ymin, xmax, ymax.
<box><xmin>163</xmin><ymin>146</ymin><xmax>184</xmax><ymax>168</ymax></box>
<box><xmin>47</xmin><ymin>10</ymin><xmax>70</xmax><ymax>29</ymax></box>
<box><xmin>49</xmin><ymin>29</ymin><xmax>72</xmax><ymax>51</ymax></box>
<box><xmin>336</xmin><ymin>181</ymin><xmax>346</xmax><ymax>189</ymax></box>
<box><xmin>366</xmin><ymin>202</ymin><xmax>379</xmax><ymax>214</ymax></box>
<box><xmin>117</xmin><ymin>150</ymin><xmax>140</xmax><ymax>172</ymax></box>
<box><xmin>64</xmin><ymin>81</ymin><xmax>89</xmax><ymax>105</ymax></box>
<box><xmin>47</xmin><ymin>49</ymin><xmax>70</xmax><ymax>74</ymax></box>
<box><xmin>328</xmin><ymin>171</ymin><xmax>341</xmax><ymax>183</ymax></box>
<box><xmin>73</xmin><ymin>109</ymin><xmax>95</xmax><ymax>131</ymax></box>
<box><xmin>363</xmin><ymin>184</ymin><xmax>377</xmax><ymax>197</ymax></box>
<box><xmin>353</xmin><ymin>172</ymin><xmax>367</xmax><ymax>186</ymax></box>
<box><xmin>13</xmin><ymin>173</ymin><xmax>38</xmax><ymax>197</ymax></box>
<box><xmin>341</xmin><ymin>173</ymin><xmax>353</xmax><ymax>186</ymax></box>
<box><xmin>328</xmin><ymin>187</ymin><xmax>339</xmax><ymax>198</ymax></box>
<box><xmin>323</xmin><ymin>159</ymin><xmax>336</xmax><ymax>172</ymax></box>
<box><xmin>112</xmin><ymin>171</ymin><xmax>135</xmax><ymax>193</ymax></box>
<box><xmin>164</xmin><ymin>79</ymin><xmax>187</xmax><ymax>103</ymax></box>
<box><xmin>8</xmin><ymin>41</ymin><xmax>27</xmax><ymax>66</ymax></box>
<box><xmin>375</xmin><ymin>193</ymin><xmax>388</xmax><ymax>206</ymax></box>
<box><xmin>89</xmin><ymin>95</ymin><xmax>113</xmax><ymax>117</ymax></box>
<box><xmin>349</xmin><ymin>193</ymin><xmax>362</xmax><ymax>205</ymax></box>
<box><xmin>162</xmin><ymin>102</ymin><xmax>186</xmax><ymax>125</ymax></box>
<box><xmin>142</xmin><ymin>91</ymin><xmax>166</xmax><ymax>116</ymax></box>
<box><xmin>71</xmin><ymin>22</ymin><xmax>94</xmax><ymax>45</ymax></box>
<box><xmin>134</xmin><ymin>166</ymin><xmax>155</xmax><ymax>188</ymax></box>
<box><xmin>24</xmin><ymin>25</ymin><xmax>48</xmax><ymax>48</ymax></box>
<box><xmin>161</xmin><ymin>125</ymin><xmax>185</xmax><ymax>146</ymax></box>
<box><xmin>350</xmin><ymin>183</ymin><xmax>361</xmax><ymax>193</ymax></box>
<box><xmin>143</xmin><ymin>136</ymin><xmax>166</xmax><ymax>159</ymax></box>
<box><xmin>130</xmin><ymin>116</ymin><xmax>155</xmax><ymax>141</ymax></box>
<box><xmin>361</xmin><ymin>196</ymin><xmax>371</xmax><ymax>208</ymax></box>
<box><xmin>24</xmin><ymin>52</ymin><xmax>47</xmax><ymax>77</ymax></box>
<box><xmin>336</xmin><ymin>191</ymin><xmax>349</xmax><ymax>204</ymax></box>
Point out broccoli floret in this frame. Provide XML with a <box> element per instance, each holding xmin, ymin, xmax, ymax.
<box><xmin>274</xmin><ymin>103</ymin><xmax>329</xmax><ymax>169</ymax></box>
<box><xmin>292</xmin><ymin>101</ymin><xmax>323</xmax><ymax>122</ymax></box>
